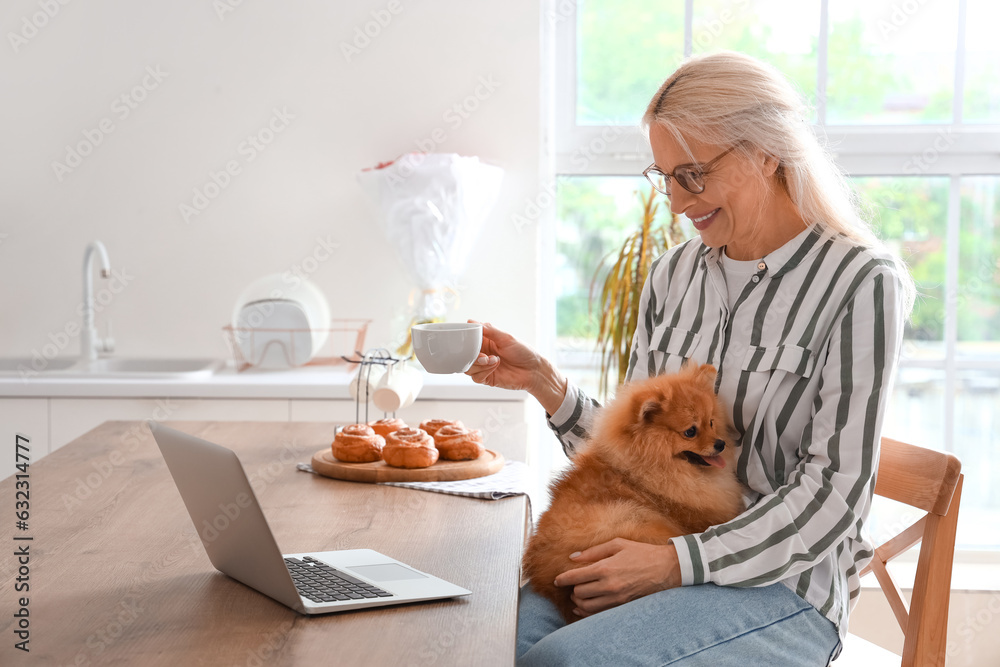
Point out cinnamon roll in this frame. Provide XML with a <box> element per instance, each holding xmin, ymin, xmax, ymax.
<box><xmin>418</xmin><ymin>419</ymin><xmax>462</xmax><ymax>438</ymax></box>
<box><xmin>383</xmin><ymin>427</ymin><xmax>439</xmax><ymax>468</ymax></box>
<box><xmin>332</xmin><ymin>424</ymin><xmax>384</xmax><ymax>463</ymax></box>
<box><xmin>432</xmin><ymin>423</ymin><xmax>485</xmax><ymax>461</ymax></box>
<box><xmin>369</xmin><ymin>417</ymin><xmax>407</xmax><ymax>439</ymax></box>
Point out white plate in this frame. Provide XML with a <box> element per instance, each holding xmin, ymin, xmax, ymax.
<box><xmin>234</xmin><ymin>299</ymin><xmax>313</xmax><ymax>368</ymax></box>
<box><xmin>231</xmin><ymin>274</ymin><xmax>331</xmax><ymax>358</ymax></box>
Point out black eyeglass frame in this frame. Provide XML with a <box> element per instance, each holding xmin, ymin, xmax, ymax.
<box><xmin>642</xmin><ymin>144</ymin><xmax>741</xmax><ymax>196</ymax></box>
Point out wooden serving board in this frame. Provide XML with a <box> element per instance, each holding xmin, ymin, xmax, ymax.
<box><xmin>310</xmin><ymin>447</ymin><xmax>505</xmax><ymax>483</ymax></box>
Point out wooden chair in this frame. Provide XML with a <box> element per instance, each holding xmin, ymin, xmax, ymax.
<box><xmin>839</xmin><ymin>436</ymin><xmax>964</xmax><ymax>666</ymax></box>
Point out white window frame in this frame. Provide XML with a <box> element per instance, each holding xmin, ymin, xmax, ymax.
<box><xmin>545</xmin><ymin>0</ymin><xmax>1000</xmax><ymax>558</ymax></box>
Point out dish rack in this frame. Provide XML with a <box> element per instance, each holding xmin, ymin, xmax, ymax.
<box><xmin>222</xmin><ymin>318</ymin><xmax>371</xmax><ymax>372</ymax></box>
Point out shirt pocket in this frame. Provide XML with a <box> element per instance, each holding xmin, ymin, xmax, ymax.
<box><xmin>647</xmin><ymin>325</ymin><xmax>703</xmax><ymax>376</ymax></box>
<box><xmin>740</xmin><ymin>344</ymin><xmax>817</xmax><ymax>378</ymax></box>
<box><xmin>737</xmin><ymin>344</ymin><xmax>818</xmax><ymax>489</ymax></box>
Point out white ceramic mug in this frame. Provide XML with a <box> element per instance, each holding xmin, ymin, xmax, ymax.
<box><xmin>349</xmin><ymin>364</ymin><xmax>386</xmax><ymax>402</ymax></box>
<box><xmin>411</xmin><ymin>323</ymin><xmax>483</xmax><ymax>374</ymax></box>
<box><xmin>372</xmin><ymin>362</ymin><xmax>423</xmax><ymax>413</ymax></box>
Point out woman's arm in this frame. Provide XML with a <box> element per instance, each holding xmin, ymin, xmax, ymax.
<box><xmin>466</xmin><ymin>321</ymin><xmax>604</xmax><ymax>457</ymax></box>
<box><xmin>466</xmin><ymin>243</ymin><xmax>667</xmax><ymax>454</ymax></box>
<box><xmin>463</xmin><ymin>321</ymin><xmax>568</xmax><ymax>413</ymax></box>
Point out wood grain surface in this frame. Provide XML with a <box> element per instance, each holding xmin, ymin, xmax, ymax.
<box><xmin>311</xmin><ymin>447</ymin><xmax>505</xmax><ymax>483</ymax></box>
<box><xmin>0</xmin><ymin>420</ymin><xmax>527</xmax><ymax>667</ymax></box>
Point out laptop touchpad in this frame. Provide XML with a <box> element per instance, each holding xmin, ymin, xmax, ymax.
<box><xmin>347</xmin><ymin>563</ymin><xmax>428</xmax><ymax>582</ymax></box>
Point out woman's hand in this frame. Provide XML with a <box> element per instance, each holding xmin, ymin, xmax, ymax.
<box><xmin>464</xmin><ymin>321</ymin><xmax>568</xmax><ymax>415</ymax></box>
<box><xmin>553</xmin><ymin>539</ymin><xmax>682</xmax><ymax>618</ymax></box>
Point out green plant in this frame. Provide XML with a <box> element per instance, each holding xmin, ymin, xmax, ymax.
<box><xmin>590</xmin><ymin>186</ymin><xmax>683</xmax><ymax>397</ymax></box>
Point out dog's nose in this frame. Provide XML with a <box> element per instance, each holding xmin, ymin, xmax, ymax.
<box><xmin>714</xmin><ymin>439</ymin><xmax>725</xmax><ymax>452</ymax></box>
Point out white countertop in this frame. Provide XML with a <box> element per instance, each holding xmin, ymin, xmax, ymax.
<box><xmin>0</xmin><ymin>360</ymin><xmax>526</xmax><ymax>401</ymax></box>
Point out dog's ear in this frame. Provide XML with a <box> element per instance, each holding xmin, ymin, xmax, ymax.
<box><xmin>695</xmin><ymin>364</ymin><xmax>717</xmax><ymax>391</ymax></box>
<box><xmin>637</xmin><ymin>386</ymin><xmax>670</xmax><ymax>423</ymax></box>
<box><xmin>639</xmin><ymin>399</ymin><xmax>662</xmax><ymax>422</ymax></box>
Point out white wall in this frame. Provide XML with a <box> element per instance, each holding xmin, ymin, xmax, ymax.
<box><xmin>852</xmin><ymin>586</ymin><xmax>1000</xmax><ymax>666</ymax></box>
<box><xmin>0</xmin><ymin>0</ymin><xmax>541</xmax><ymax>362</ymax></box>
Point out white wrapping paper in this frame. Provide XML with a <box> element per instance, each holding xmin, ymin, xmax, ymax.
<box><xmin>357</xmin><ymin>153</ymin><xmax>504</xmax><ymax>322</ymax></box>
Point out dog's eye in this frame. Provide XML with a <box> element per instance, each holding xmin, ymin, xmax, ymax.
<box><xmin>710</xmin><ymin>419</ymin><xmax>714</xmax><ymax>428</ymax></box>
<box><xmin>684</xmin><ymin>426</ymin><xmax>697</xmax><ymax>438</ymax></box>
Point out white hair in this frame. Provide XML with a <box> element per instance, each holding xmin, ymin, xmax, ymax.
<box><xmin>642</xmin><ymin>50</ymin><xmax>915</xmax><ymax>315</ymax></box>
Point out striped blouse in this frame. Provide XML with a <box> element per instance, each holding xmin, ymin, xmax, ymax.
<box><xmin>546</xmin><ymin>222</ymin><xmax>905</xmax><ymax>644</ymax></box>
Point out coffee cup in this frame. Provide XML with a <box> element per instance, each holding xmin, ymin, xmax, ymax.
<box><xmin>411</xmin><ymin>323</ymin><xmax>483</xmax><ymax>374</ymax></box>
<box><xmin>372</xmin><ymin>362</ymin><xmax>423</xmax><ymax>413</ymax></box>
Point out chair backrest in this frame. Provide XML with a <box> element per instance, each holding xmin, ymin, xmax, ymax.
<box><xmin>863</xmin><ymin>436</ymin><xmax>963</xmax><ymax>667</ymax></box>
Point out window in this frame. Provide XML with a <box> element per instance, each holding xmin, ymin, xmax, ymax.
<box><xmin>549</xmin><ymin>0</ymin><xmax>1000</xmax><ymax>549</ymax></box>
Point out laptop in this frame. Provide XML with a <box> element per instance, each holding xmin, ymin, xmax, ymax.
<box><xmin>149</xmin><ymin>421</ymin><xmax>471</xmax><ymax>615</ymax></box>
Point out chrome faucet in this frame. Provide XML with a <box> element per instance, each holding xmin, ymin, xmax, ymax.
<box><xmin>81</xmin><ymin>241</ymin><xmax>115</xmax><ymax>362</ymax></box>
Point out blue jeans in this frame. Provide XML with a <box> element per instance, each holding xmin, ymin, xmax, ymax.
<box><xmin>516</xmin><ymin>581</ymin><xmax>841</xmax><ymax>666</ymax></box>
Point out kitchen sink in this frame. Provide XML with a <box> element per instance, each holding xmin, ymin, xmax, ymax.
<box><xmin>83</xmin><ymin>358</ymin><xmax>222</xmax><ymax>376</ymax></box>
<box><xmin>0</xmin><ymin>357</ymin><xmax>223</xmax><ymax>379</ymax></box>
<box><xmin>0</xmin><ymin>357</ymin><xmax>78</xmax><ymax>374</ymax></box>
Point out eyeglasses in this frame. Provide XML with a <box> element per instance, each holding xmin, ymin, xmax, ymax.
<box><xmin>642</xmin><ymin>144</ymin><xmax>740</xmax><ymax>196</ymax></box>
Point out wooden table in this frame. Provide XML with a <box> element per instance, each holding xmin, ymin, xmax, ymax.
<box><xmin>0</xmin><ymin>421</ymin><xmax>528</xmax><ymax>666</ymax></box>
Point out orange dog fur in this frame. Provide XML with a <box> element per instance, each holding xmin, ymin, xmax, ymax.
<box><xmin>522</xmin><ymin>363</ymin><xmax>746</xmax><ymax>623</ymax></box>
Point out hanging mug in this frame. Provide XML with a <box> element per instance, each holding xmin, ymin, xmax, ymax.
<box><xmin>349</xmin><ymin>363</ymin><xmax>387</xmax><ymax>402</ymax></box>
<box><xmin>372</xmin><ymin>362</ymin><xmax>423</xmax><ymax>413</ymax></box>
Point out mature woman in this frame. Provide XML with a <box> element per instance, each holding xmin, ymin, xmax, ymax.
<box><xmin>466</xmin><ymin>51</ymin><xmax>915</xmax><ymax>665</ymax></box>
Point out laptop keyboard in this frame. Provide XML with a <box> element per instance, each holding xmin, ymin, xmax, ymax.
<box><xmin>284</xmin><ymin>556</ymin><xmax>394</xmax><ymax>603</ymax></box>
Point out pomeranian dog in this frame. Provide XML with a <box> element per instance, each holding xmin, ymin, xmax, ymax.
<box><xmin>523</xmin><ymin>363</ymin><xmax>746</xmax><ymax>623</ymax></box>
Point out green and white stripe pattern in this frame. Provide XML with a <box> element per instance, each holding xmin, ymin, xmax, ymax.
<box><xmin>546</xmin><ymin>222</ymin><xmax>905</xmax><ymax>642</ymax></box>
